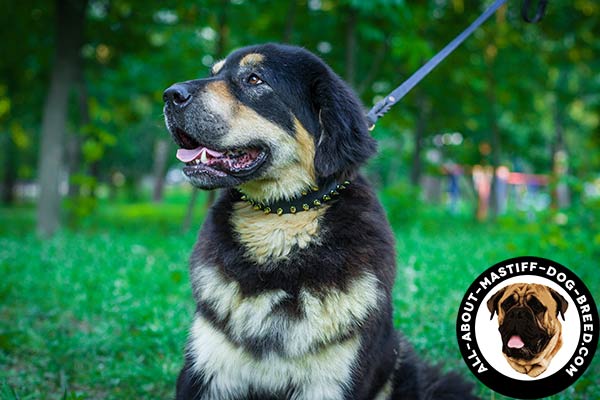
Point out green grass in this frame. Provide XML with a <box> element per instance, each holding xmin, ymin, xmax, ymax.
<box><xmin>0</xmin><ymin>187</ymin><xmax>598</xmax><ymax>399</ymax></box>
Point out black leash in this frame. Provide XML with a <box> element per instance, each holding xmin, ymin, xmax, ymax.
<box><xmin>366</xmin><ymin>0</ymin><xmax>548</xmax><ymax>130</ymax></box>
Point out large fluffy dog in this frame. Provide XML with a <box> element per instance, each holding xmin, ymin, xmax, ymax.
<box><xmin>163</xmin><ymin>43</ymin><xmax>477</xmax><ymax>400</ymax></box>
<box><xmin>487</xmin><ymin>283</ymin><xmax>568</xmax><ymax>377</ymax></box>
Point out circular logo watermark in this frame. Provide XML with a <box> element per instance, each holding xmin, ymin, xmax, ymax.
<box><xmin>456</xmin><ymin>256</ymin><xmax>598</xmax><ymax>399</ymax></box>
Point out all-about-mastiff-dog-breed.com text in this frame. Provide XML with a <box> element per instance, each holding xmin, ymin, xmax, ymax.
<box><xmin>162</xmin><ymin>43</ymin><xmax>479</xmax><ymax>400</ymax></box>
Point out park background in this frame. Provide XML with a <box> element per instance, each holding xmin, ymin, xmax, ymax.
<box><xmin>1</xmin><ymin>0</ymin><xmax>598</xmax><ymax>398</ymax></box>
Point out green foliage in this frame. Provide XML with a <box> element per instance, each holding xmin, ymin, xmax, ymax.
<box><xmin>381</xmin><ymin>181</ymin><xmax>422</xmax><ymax>225</ymax></box>
<box><xmin>2</xmin><ymin>0</ymin><xmax>600</xmax><ymax>217</ymax></box>
<box><xmin>0</xmin><ymin>384</ymin><xmax>18</xmax><ymax>400</ymax></box>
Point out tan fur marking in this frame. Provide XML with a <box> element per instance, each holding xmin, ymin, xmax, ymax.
<box><xmin>239</xmin><ymin>53</ymin><xmax>265</xmax><ymax>67</ymax></box>
<box><xmin>374</xmin><ymin>345</ymin><xmax>401</xmax><ymax>400</ymax></box>
<box><xmin>192</xmin><ymin>263</ymin><xmax>289</xmax><ymax>327</ymax></box>
<box><xmin>374</xmin><ymin>378</ymin><xmax>393</xmax><ymax>400</ymax></box>
<box><xmin>212</xmin><ymin>59</ymin><xmax>226</xmax><ymax>75</ymax></box>
<box><xmin>206</xmin><ymin>80</ymin><xmax>235</xmax><ymax>103</ymax></box>
<box><xmin>294</xmin><ymin>119</ymin><xmax>317</xmax><ymax>184</ymax></box>
<box><xmin>291</xmin><ymin>273</ymin><xmax>380</xmax><ymax>356</ymax></box>
<box><xmin>200</xmin><ymin>80</ymin><xmax>317</xmax><ymax>202</ymax></box>
<box><xmin>231</xmin><ymin>201</ymin><xmax>326</xmax><ymax>264</ymax></box>
<box><xmin>227</xmin><ymin>110</ymin><xmax>315</xmax><ymax>202</ymax></box>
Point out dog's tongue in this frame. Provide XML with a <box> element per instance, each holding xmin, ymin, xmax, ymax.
<box><xmin>508</xmin><ymin>335</ymin><xmax>525</xmax><ymax>349</ymax></box>
<box><xmin>176</xmin><ymin>147</ymin><xmax>223</xmax><ymax>162</ymax></box>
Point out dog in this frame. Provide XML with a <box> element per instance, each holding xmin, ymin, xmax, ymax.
<box><xmin>163</xmin><ymin>43</ymin><xmax>477</xmax><ymax>400</ymax></box>
<box><xmin>487</xmin><ymin>283</ymin><xmax>569</xmax><ymax>377</ymax></box>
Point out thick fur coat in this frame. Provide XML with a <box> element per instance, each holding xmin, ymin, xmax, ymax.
<box><xmin>163</xmin><ymin>43</ymin><xmax>478</xmax><ymax>400</ymax></box>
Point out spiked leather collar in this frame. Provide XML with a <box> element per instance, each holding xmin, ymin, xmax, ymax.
<box><xmin>235</xmin><ymin>180</ymin><xmax>351</xmax><ymax>215</ymax></box>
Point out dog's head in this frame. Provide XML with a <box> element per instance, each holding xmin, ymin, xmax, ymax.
<box><xmin>487</xmin><ymin>283</ymin><xmax>568</xmax><ymax>362</ymax></box>
<box><xmin>163</xmin><ymin>43</ymin><xmax>376</xmax><ymax>202</ymax></box>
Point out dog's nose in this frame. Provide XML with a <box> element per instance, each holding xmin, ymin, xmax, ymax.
<box><xmin>163</xmin><ymin>84</ymin><xmax>192</xmax><ymax>108</ymax></box>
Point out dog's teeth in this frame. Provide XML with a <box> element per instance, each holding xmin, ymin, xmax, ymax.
<box><xmin>200</xmin><ymin>150</ymin><xmax>208</xmax><ymax>164</ymax></box>
<box><xmin>195</xmin><ymin>159</ymin><xmax>201</xmax><ymax>165</ymax></box>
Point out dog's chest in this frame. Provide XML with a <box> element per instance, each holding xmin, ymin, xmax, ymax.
<box><xmin>188</xmin><ymin>264</ymin><xmax>381</xmax><ymax>399</ymax></box>
<box><xmin>189</xmin><ymin>316</ymin><xmax>361</xmax><ymax>400</ymax></box>
<box><xmin>230</xmin><ymin>202</ymin><xmax>326</xmax><ymax>264</ymax></box>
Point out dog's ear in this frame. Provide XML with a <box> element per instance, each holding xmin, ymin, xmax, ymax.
<box><xmin>311</xmin><ymin>69</ymin><xmax>377</xmax><ymax>178</ymax></box>
<box><xmin>487</xmin><ymin>287</ymin><xmax>506</xmax><ymax>320</ymax></box>
<box><xmin>549</xmin><ymin>288</ymin><xmax>568</xmax><ymax>321</ymax></box>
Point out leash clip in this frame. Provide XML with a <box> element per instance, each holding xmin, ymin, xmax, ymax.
<box><xmin>366</xmin><ymin>95</ymin><xmax>397</xmax><ymax>131</ymax></box>
<box><xmin>522</xmin><ymin>0</ymin><xmax>548</xmax><ymax>23</ymax></box>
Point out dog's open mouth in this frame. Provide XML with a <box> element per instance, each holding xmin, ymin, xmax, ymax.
<box><xmin>502</xmin><ymin>329</ymin><xmax>551</xmax><ymax>361</ymax></box>
<box><xmin>507</xmin><ymin>335</ymin><xmax>525</xmax><ymax>349</ymax></box>
<box><xmin>172</xmin><ymin>128</ymin><xmax>268</xmax><ymax>178</ymax></box>
<box><xmin>503</xmin><ymin>333</ymin><xmax>532</xmax><ymax>359</ymax></box>
<box><xmin>178</xmin><ymin>146</ymin><xmax>266</xmax><ymax>176</ymax></box>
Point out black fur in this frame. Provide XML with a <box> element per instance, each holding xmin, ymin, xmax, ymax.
<box><xmin>165</xmin><ymin>43</ymin><xmax>478</xmax><ymax>400</ymax></box>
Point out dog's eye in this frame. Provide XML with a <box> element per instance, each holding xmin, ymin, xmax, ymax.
<box><xmin>246</xmin><ymin>73</ymin><xmax>264</xmax><ymax>85</ymax></box>
<box><xmin>501</xmin><ymin>296</ymin><xmax>516</xmax><ymax>311</ymax></box>
<box><xmin>528</xmin><ymin>297</ymin><xmax>546</xmax><ymax>314</ymax></box>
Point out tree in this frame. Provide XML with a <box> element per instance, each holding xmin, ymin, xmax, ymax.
<box><xmin>36</xmin><ymin>0</ymin><xmax>88</xmax><ymax>237</ymax></box>
<box><xmin>0</xmin><ymin>0</ymin><xmax>596</xmax><ymax>226</ymax></box>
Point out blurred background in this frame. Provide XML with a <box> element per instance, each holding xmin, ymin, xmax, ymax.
<box><xmin>0</xmin><ymin>0</ymin><xmax>598</xmax><ymax>399</ymax></box>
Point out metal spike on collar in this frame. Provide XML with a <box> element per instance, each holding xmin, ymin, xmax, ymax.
<box><xmin>237</xmin><ymin>180</ymin><xmax>351</xmax><ymax>216</ymax></box>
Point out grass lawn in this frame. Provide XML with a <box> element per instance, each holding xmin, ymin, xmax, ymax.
<box><xmin>1</xmin><ymin>187</ymin><xmax>598</xmax><ymax>399</ymax></box>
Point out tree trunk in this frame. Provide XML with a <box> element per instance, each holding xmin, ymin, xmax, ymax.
<box><xmin>473</xmin><ymin>165</ymin><xmax>493</xmax><ymax>222</ymax></box>
<box><xmin>551</xmin><ymin>98</ymin><xmax>569</xmax><ymax>208</ymax></box>
<box><xmin>152</xmin><ymin>139</ymin><xmax>169</xmax><ymax>202</ymax></box>
<box><xmin>283</xmin><ymin>1</ymin><xmax>297</xmax><ymax>43</ymax></box>
<box><xmin>215</xmin><ymin>0</ymin><xmax>229</xmax><ymax>59</ymax></box>
<box><xmin>65</xmin><ymin>132</ymin><xmax>81</xmax><ymax>197</ymax></box>
<box><xmin>410</xmin><ymin>93</ymin><xmax>427</xmax><ymax>186</ymax></box>
<box><xmin>1</xmin><ymin>133</ymin><xmax>17</xmax><ymax>204</ymax></box>
<box><xmin>386</xmin><ymin>140</ymin><xmax>403</xmax><ymax>185</ymax></box>
<box><xmin>487</xmin><ymin>68</ymin><xmax>501</xmax><ymax>221</ymax></box>
<box><xmin>182</xmin><ymin>188</ymin><xmax>200</xmax><ymax>233</ymax></box>
<box><xmin>344</xmin><ymin>7</ymin><xmax>357</xmax><ymax>88</ymax></box>
<box><xmin>36</xmin><ymin>0</ymin><xmax>88</xmax><ymax>237</ymax></box>
<box><xmin>357</xmin><ymin>38</ymin><xmax>390</xmax><ymax>96</ymax></box>
<box><xmin>66</xmin><ymin>66</ymin><xmax>89</xmax><ymax>197</ymax></box>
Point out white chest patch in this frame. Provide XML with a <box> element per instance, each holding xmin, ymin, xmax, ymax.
<box><xmin>231</xmin><ymin>202</ymin><xmax>327</xmax><ymax>264</ymax></box>
<box><xmin>188</xmin><ymin>316</ymin><xmax>361</xmax><ymax>400</ymax></box>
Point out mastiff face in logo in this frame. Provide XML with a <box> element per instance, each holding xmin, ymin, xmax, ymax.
<box><xmin>487</xmin><ymin>283</ymin><xmax>569</xmax><ymax>377</ymax></box>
